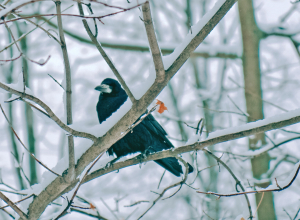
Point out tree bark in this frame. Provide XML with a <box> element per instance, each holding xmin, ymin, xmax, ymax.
<box><xmin>238</xmin><ymin>0</ymin><xmax>276</xmax><ymax>219</ymax></box>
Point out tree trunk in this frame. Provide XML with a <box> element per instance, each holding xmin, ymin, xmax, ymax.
<box><xmin>238</xmin><ymin>0</ymin><xmax>276</xmax><ymax>219</ymax></box>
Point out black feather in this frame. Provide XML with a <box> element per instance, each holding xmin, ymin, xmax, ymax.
<box><xmin>96</xmin><ymin>78</ymin><xmax>193</xmax><ymax>176</ymax></box>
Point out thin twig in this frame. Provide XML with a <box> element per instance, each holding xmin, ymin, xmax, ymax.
<box><xmin>11</xmin><ymin>153</ymin><xmax>31</xmax><ymax>185</ymax></box>
<box><xmin>0</xmin><ymin>3</ymin><xmax>61</xmax><ymax>45</ymax></box>
<box><xmin>253</xmin><ymin>192</ymin><xmax>264</xmax><ymax>218</ymax></box>
<box><xmin>0</xmin><ymin>53</ymin><xmax>22</xmax><ymax>63</ymax></box>
<box><xmin>229</xmin><ymin>77</ymin><xmax>288</xmax><ymax>112</ymax></box>
<box><xmin>227</xmin><ymin>95</ymin><xmax>249</xmax><ymax>117</ymax></box>
<box><xmin>3</xmin><ymin>19</ymin><xmax>22</xmax><ymax>53</ymax></box>
<box><xmin>1</xmin><ymin>3</ymin><xmax>143</xmax><ymax>25</ymax></box>
<box><xmin>47</xmin><ymin>74</ymin><xmax>65</xmax><ymax>90</ymax></box>
<box><xmin>283</xmin><ymin>208</ymin><xmax>293</xmax><ymax>220</ymax></box>
<box><xmin>293</xmin><ymin>206</ymin><xmax>300</xmax><ymax>220</ymax></box>
<box><xmin>1</xmin><ymin>208</ymin><xmax>15</xmax><ymax>219</ymax></box>
<box><xmin>124</xmin><ymin>200</ymin><xmax>149</xmax><ymax>208</ymax></box>
<box><xmin>198</xmin><ymin>106</ymin><xmax>246</xmax><ymax>116</ymax></box>
<box><xmin>3</xmin><ymin>17</ymin><xmax>51</xmax><ymax>66</ymax></box>
<box><xmin>157</xmin><ymin>170</ymin><xmax>166</xmax><ymax>189</ymax></box>
<box><xmin>0</xmin><ymin>189</ymin><xmax>27</xmax><ymax>196</ymax></box>
<box><xmin>0</xmin><ymin>4</ymin><xmax>74</xmax><ymax>54</ymax></box>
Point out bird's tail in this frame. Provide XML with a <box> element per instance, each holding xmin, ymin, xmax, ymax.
<box><xmin>155</xmin><ymin>157</ymin><xmax>193</xmax><ymax>177</ymax></box>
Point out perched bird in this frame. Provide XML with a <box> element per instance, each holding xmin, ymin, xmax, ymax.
<box><xmin>95</xmin><ymin>78</ymin><xmax>193</xmax><ymax>177</ymax></box>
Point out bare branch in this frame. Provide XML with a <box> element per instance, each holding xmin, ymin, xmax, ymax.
<box><xmin>0</xmin><ymin>2</ymin><xmax>144</xmax><ymax>24</ymax></box>
<box><xmin>55</xmin><ymin>0</ymin><xmax>75</xmax><ymax>181</ymax></box>
<box><xmin>142</xmin><ymin>2</ymin><xmax>165</xmax><ymax>81</ymax></box>
<box><xmin>0</xmin><ymin>191</ymin><xmax>28</xmax><ymax>219</ymax></box>
<box><xmin>0</xmin><ymin>82</ymin><xmax>97</xmax><ymax>141</ymax></box>
<box><xmin>0</xmin><ymin>194</ymin><xmax>34</xmax><ymax>210</ymax></box>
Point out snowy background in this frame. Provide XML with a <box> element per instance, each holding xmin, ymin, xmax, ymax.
<box><xmin>1</xmin><ymin>0</ymin><xmax>300</xmax><ymax>219</ymax></box>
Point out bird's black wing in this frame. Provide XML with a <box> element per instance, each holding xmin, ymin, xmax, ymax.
<box><xmin>139</xmin><ymin>114</ymin><xmax>193</xmax><ymax>177</ymax></box>
<box><xmin>97</xmin><ymin>95</ymin><xmax>128</xmax><ymax>124</ymax></box>
<box><xmin>140</xmin><ymin>114</ymin><xmax>174</xmax><ymax>151</ymax></box>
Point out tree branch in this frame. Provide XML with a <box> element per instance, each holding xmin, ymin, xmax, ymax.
<box><xmin>55</xmin><ymin>0</ymin><xmax>75</xmax><ymax>181</ymax></box>
<box><xmin>0</xmin><ymin>82</ymin><xmax>97</xmax><ymax>141</ymax></box>
<box><xmin>84</xmin><ymin>109</ymin><xmax>300</xmax><ymax>183</ymax></box>
<box><xmin>0</xmin><ymin>191</ymin><xmax>28</xmax><ymax>220</ymax></box>
<box><xmin>142</xmin><ymin>1</ymin><xmax>165</xmax><ymax>81</ymax></box>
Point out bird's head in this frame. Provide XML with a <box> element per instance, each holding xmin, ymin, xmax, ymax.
<box><xmin>95</xmin><ymin>78</ymin><xmax>125</xmax><ymax>96</ymax></box>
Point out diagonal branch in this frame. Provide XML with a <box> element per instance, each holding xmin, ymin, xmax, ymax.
<box><xmin>0</xmin><ymin>191</ymin><xmax>28</xmax><ymax>219</ymax></box>
<box><xmin>0</xmin><ymin>82</ymin><xmax>97</xmax><ymax>141</ymax></box>
<box><xmin>77</xmin><ymin>3</ymin><xmax>136</xmax><ymax>103</ymax></box>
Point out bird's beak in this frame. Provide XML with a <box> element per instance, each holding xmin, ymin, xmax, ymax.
<box><xmin>95</xmin><ymin>84</ymin><xmax>112</xmax><ymax>93</ymax></box>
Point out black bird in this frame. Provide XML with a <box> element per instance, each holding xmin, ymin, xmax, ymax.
<box><xmin>95</xmin><ymin>78</ymin><xmax>193</xmax><ymax>177</ymax></box>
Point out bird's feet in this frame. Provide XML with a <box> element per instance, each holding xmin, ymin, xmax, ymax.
<box><xmin>104</xmin><ymin>158</ymin><xmax>119</xmax><ymax>169</ymax></box>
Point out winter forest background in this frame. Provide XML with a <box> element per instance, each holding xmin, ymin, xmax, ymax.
<box><xmin>1</xmin><ymin>0</ymin><xmax>300</xmax><ymax>219</ymax></box>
